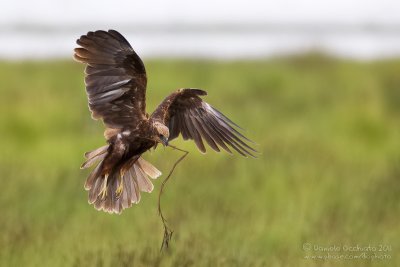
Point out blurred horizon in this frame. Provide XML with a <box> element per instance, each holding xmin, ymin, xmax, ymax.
<box><xmin>2</xmin><ymin>0</ymin><xmax>400</xmax><ymax>60</ymax></box>
<box><xmin>3</xmin><ymin>22</ymin><xmax>400</xmax><ymax>60</ymax></box>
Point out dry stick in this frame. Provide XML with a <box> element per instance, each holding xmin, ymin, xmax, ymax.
<box><xmin>158</xmin><ymin>144</ymin><xmax>189</xmax><ymax>251</ymax></box>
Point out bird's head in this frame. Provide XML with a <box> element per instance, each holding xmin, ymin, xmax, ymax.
<box><xmin>153</xmin><ymin>121</ymin><xmax>170</xmax><ymax>146</ymax></box>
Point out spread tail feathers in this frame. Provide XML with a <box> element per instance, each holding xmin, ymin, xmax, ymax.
<box><xmin>81</xmin><ymin>146</ymin><xmax>161</xmax><ymax>214</ymax></box>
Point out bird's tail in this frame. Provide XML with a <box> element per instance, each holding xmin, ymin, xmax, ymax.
<box><xmin>81</xmin><ymin>145</ymin><xmax>162</xmax><ymax>214</ymax></box>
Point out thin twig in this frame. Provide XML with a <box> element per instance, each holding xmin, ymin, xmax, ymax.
<box><xmin>158</xmin><ymin>144</ymin><xmax>189</xmax><ymax>251</ymax></box>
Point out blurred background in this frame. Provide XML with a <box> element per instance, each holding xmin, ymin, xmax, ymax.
<box><xmin>1</xmin><ymin>1</ymin><xmax>399</xmax><ymax>266</ymax></box>
<box><xmin>2</xmin><ymin>0</ymin><xmax>400</xmax><ymax>60</ymax></box>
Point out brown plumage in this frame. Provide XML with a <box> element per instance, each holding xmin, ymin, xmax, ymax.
<box><xmin>74</xmin><ymin>30</ymin><xmax>257</xmax><ymax>214</ymax></box>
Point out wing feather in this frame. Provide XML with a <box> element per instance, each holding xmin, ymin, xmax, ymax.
<box><xmin>179</xmin><ymin>112</ymin><xmax>191</xmax><ymax>140</ymax></box>
<box><xmin>150</xmin><ymin>88</ymin><xmax>257</xmax><ymax>157</ymax></box>
<box><xmin>190</xmin><ymin>110</ymin><xmax>220</xmax><ymax>152</ymax></box>
<box><xmin>183</xmin><ymin>111</ymin><xmax>206</xmax><ymax>153</ymax></box>
<box><xmin>205</xmin><ymin>112</ymin><xmax>256</xmax><ymax>157</ymax></box>
<box><xmin>205</xmin><ymin>109</ymin><xmax>257</xmax><ymax>154</ymax></box>
<box><xmin>196</xmin><ymin>114</ymin><xmax>232</xmax><ymax>154</ymax></box>
<box><xmin>74</xmin><ymin>30</ymin><xmax>147</xmax><ymax>134</ymax></box>
<box><xmin>169</xmin><ymin>116</ymin><xmax>179</xmax><ymax>140</ymax></box>
<box><xmin>191</xmin><ymin>108</ymin><xmax>233</xmax><ymax>154</ymax></box>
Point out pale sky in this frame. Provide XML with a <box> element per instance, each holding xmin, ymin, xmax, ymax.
<box><xmin>1</xmin><ymin>0</ymin><xmax>400</xmax><ymax>25</ymax></box>
<box><xmin>2</xmin><ymin>0</ymin><xmax>400</xmax><ymax>60</ymax></box>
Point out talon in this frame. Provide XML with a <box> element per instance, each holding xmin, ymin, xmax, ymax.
<box><xmin>98</xmin><ymin>174</ymin><xmax>109</xmax><ymax>199</ymax></box>
<box><xmin>116</xmin><ymin>175</ymin><xmax>124</xmax><ymax>197</ymax></box>
<box><xmin>120</xmin><ymin>168</ymin><xmax>127</xmax><ymax>178</ymax></box>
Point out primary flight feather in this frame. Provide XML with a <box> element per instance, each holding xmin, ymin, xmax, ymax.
<box><xmin>74</xmin><ymin>30</ymin><xmax>256</xmax><ymax>214</ymax></box>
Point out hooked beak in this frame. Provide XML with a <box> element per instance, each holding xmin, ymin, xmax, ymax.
<box><xmin>160</xmin><ymin>136</ymin><xmax>169</xmax><ymax>146</ymax></box>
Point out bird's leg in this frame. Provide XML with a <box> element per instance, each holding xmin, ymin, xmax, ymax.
<box><xmin>98</xmin><ymin>174</ymin><xmax>109</xmax><ymax>199</ymax></box>
<box><xmin>116</xmin><ymin>169</ymin><xmax>125</xmax><ymax>197</ymax></box>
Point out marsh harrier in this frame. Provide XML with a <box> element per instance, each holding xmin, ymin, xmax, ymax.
<box><xmin>74</xmin><ymin>30</ymin><xmax>256</xmax><ymax>214</ymax></box>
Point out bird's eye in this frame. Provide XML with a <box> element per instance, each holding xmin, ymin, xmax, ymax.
<box><xmin>159</xmin><ymin>134</ymin><xmax>163</xmax><ymax>138</ymax></box>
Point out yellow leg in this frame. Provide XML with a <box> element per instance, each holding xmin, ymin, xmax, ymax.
<box><xmin>98</xmin><ymin>174</ymin><xmax>109</xmax><ymax>199</ymax></box>
<box><xmin>116</xmin><ymin>171</ymin><xmax>124</xmax><ymax>197</ymax></box>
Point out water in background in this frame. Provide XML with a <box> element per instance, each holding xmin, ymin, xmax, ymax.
<box><xmin>2</xmin><ymin>24</ymin><xmax>400</xmax><ymax>60</ymax></box>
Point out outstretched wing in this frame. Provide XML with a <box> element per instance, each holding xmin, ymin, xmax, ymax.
<box><xmin>151</xmin><ymin>88</ymin><xmax>257</xmax><ymax>157</ymax></box>
<box><xmin>74</xmin><ymin>30</ymin><xmax>147</xmax><ymax>130</ymax></box>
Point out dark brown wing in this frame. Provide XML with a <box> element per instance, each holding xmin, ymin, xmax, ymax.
<box><xmin>74</xmin><ymin>30</ymin><xmax>147</xmax><ymax>130</ymax></box>
<box><xmin>151</xmin><ymin>88</ymin><xmax>257</xmax><ymax>157</ymax></box>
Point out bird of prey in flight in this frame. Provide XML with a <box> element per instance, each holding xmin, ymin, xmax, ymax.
<box><xmin>74</xmin><ymin>30</ymin><xmax>256</xmax><ymax>214</ymax></box>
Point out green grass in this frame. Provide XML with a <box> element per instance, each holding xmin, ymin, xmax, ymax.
<box><xmin>0</xmin><ymin>54</ymin><xmax>399</xmax><ymax>266</ymax></box>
